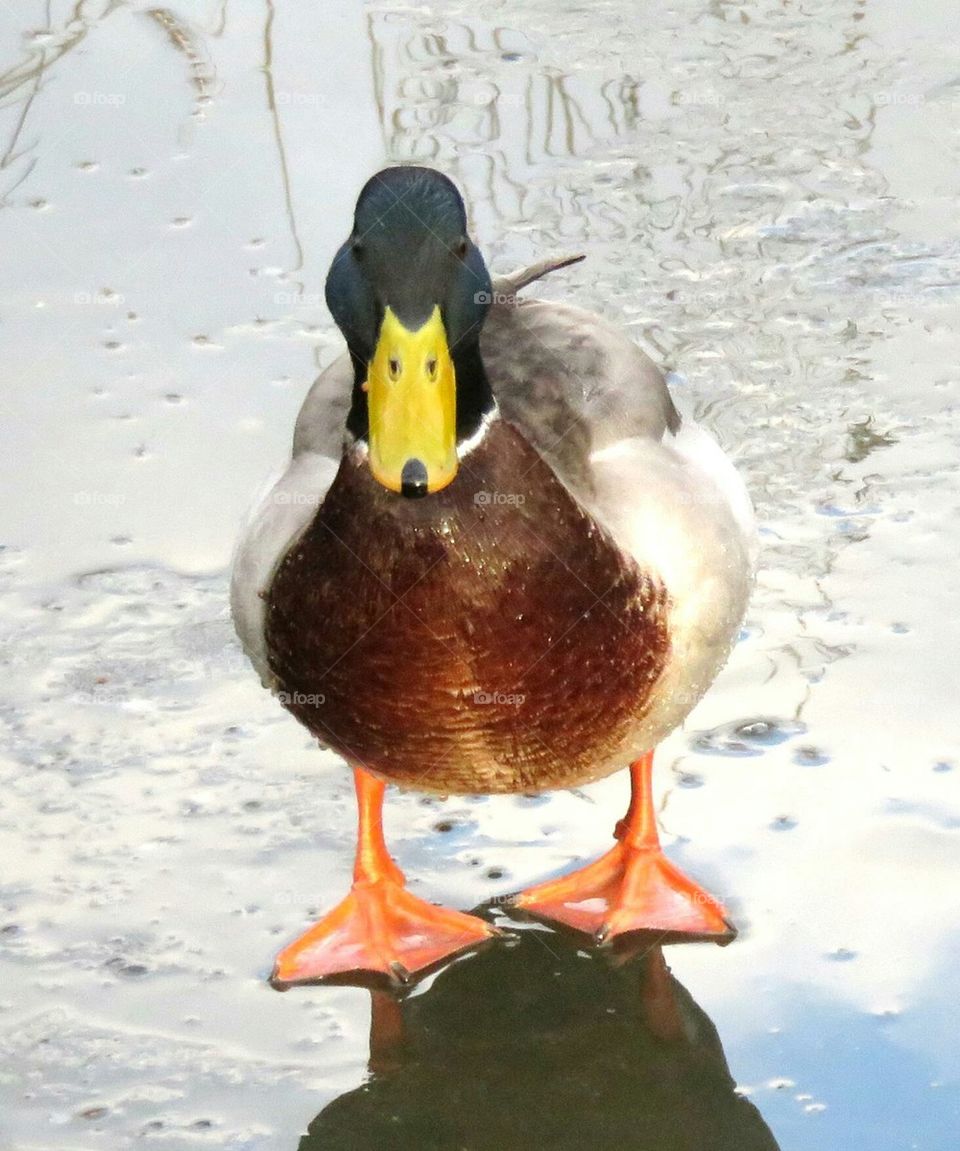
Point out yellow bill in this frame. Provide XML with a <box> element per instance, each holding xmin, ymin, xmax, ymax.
<box><xmin>365</xmin><ymin>305</ymin><xmax>458</xmax><ymax>497</ymax></box>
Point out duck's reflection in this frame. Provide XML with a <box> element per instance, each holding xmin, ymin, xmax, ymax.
<box><xmin>299</xmin><ymin>928</ymin><xmax>779</xmax><ymax>1150</ymax></box>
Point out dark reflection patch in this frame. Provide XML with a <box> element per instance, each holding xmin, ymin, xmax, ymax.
<box><xmin>298</xmin><ymin>935</ymin><xmax>781</xmax><ymax>1151</ymax></box>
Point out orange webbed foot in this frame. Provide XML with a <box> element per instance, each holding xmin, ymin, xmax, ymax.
<box><xmin>512</xmin><ymin>838</ymin><xmax>734</xmax><ymax>943</ymax></box>
<box><xmin>271</xmin><ymin>876</ymin><xmax>497</xmax><ymax>987</ymax></box>
<box><xmin>271</xmin><ymin>766</ymin><xmax>497</xmax><ymax>989</ymax></box>
<box><xmin>512</xmin><ymin>751</ymin><xmax>735</xmax><ymax>945</ymax></box>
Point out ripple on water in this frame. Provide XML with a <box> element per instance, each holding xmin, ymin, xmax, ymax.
<box><xmin>693</xmin><ymin>717</ymin><xmax>807</xmax><ymax>757</ymax></box>
<box><xmin>793</xmin><ymin>745</ymin><xmax>831</xmax><ymax>767</ymax></box>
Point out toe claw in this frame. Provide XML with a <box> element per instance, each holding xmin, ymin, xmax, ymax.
<box><xmin>389</xmin><ymin>960</ymin><xmax>410</xmax><ymax>985</ymax></box>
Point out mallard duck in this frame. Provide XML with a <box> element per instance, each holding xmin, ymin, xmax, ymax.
<box><xmin>231</xmin><ymin>165</ymin><xmax>755</xmax><ymax>986</ymax></box>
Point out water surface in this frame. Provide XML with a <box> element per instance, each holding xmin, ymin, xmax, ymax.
<box><xmin>1</xmin><ymin>1</ymin><xmax>958</xmax><ymax>1148</ymax></box>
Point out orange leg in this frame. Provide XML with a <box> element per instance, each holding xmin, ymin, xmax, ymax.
<box><xmin>512</xmin><ymin>752</ymin><xmax>735</xmax><ymax>944</ymax></box>
<box><xmin>272</xmin><ymin>767</ymin><xmax>497</xmax><ymax>987</ymax></box>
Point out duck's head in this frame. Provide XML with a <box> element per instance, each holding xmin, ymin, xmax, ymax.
<box><xmin>326</xmin><ymin>166</ymin><xmax>494</xmax><ymax>498</ymax></box>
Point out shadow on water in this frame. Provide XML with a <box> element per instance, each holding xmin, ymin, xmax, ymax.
<box><xmin>299</xmin><ymin>924</ymin><xmax>779</xmax><ymax>1151</ymax></box>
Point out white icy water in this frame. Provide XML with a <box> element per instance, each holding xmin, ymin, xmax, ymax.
<box><xmin>1</xmin><ymin>2</ymin><xmax>958</xmax><ymax>1148</ymax></box>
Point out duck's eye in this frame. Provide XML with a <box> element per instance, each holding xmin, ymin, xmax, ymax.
<box><xmin>455</xmin><ymin>237</ymin><xmax>468</xmax><ymax>259</ymax></box>
<box><xmin>352</xmin><ymin>238</ymin><xmax>364</xmax><ymax>257</ymax></box>
<box><xmin>388</xmin><ymin>355</ymin><xmax>402</xmax><ymax>380</ymax></box>
<box><xmin>425</xmin><ymin>355</ymin><xmax>437</xmax><ymax>380</ymax></box>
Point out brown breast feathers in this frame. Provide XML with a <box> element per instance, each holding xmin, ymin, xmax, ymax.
<box><xmin>265</xmin><ymin>419</ymin><xmax>669</xmax><ymax>794</ymax></box>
